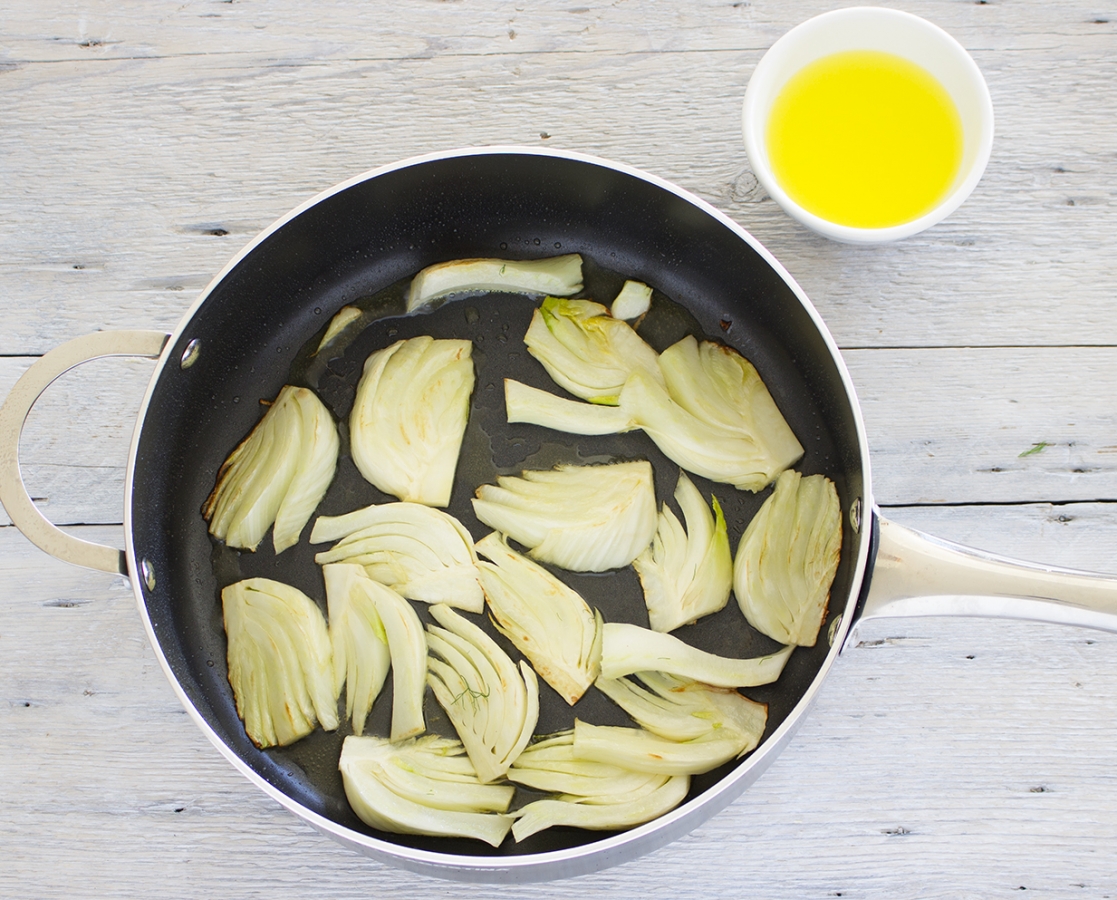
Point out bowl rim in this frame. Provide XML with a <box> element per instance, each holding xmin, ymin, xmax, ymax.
<box><xmin>741</xmin><ymin>6</ymin><xmax>995</xmax><ymax>244</ymax></box>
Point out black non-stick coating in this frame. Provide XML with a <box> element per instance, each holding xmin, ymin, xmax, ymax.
<box><xmin>130</xmin><ymin>152</ymin><xmax>867</xmax><ymax>857</ymax></box>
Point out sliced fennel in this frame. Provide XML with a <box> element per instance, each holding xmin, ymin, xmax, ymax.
<box><xmin>600</xmin><ymin>621</ymin><xmax>793</xmax><ymax>688</ymax></box>
<box><xmin>472</xmin><ymin>461</ymin><xmax>658</xmax><ymax>572</ymax></box>
<box><xmin>350</xmin><ymin>336</ymin><xmax>474</xmax><ymax>507</ymax></box>
<box><xmin>734</xmin><ymin>469</ymin><xmax>842</xmax><ymax>647</ymax></box>
<box><xmin>610</xmin><ymin>280</ymin><xmax>653</xmax><ymax>321</ymax></box>
<box><xmin>474</xmin><ymin>532</ymin><xmax>603</xmax><ymax>705</ymax></box>
<box><xmin>572</xmin><ymin>720</ymin><xmax>751</xmax><ymax>776</ymax></box>
<box><xmin>334</xmin><ymin>568</ymin><xmax>427</xmax><ymax>742</ymax></box>
<box><xmin>523</xmin><ymin>296</ymin><xmax>663</xmax><ymax>405</ymax></box>
<box><xmin>651</xmin><ymin>336</ymin><xmax>803</xmax><ymax>489</ymax></box>
<box><xmin>504</xmin><ymin>335</ymin><xmax>803</xmax><ymax>493</ymax></box>
<box><xmin>407</xmin><ymin>254</ymin><xmax>584</xmax><ymax>312</ymax></box>
<box><xmin>633</xmin><ymin>470</ymin><xmax>732</xmax><ymax>633</ymax></box>
<box><xmin>620</xmin><ymin>368</ymin><xmax>798</xmax><ymax>492</ymax></box>
<box><xmin>588</xmin><ymin>672</ymin><xmax>767</xmax><ymax>771</ymax></box>
<box><xmin>507</xmin><ymin>731</ymin><xmax>689</xmax><ymax>841</ymax></box>
<box><xmin>339</xmin><ymin>734</ymin><xmax>514</xmax><ymax>847</ymax></box>
<box><xmin>221</xmin><ymin>578</ymin><xmax>338</xmax><ymax>748</ymax></box>
<box><xmin>316</xmin><ymin>305</ymin><xmax>362</xmax><ymax>353</ymax></box>
<box><xmin>504</xmin><ymin>379</ymin><xmax>639</xmax><ymax>435</ymax></box>
<box><xmin>311</xmin><ymin>501</ymin><xmax>483</xmax><ymax>613</ymax></box>
<box><xmin>203</xmin><ymin>384</ymin><xmax>339</xmax><ymax>553</ymax></box>
<box><xmin>322</xmin><ymin>564</ymin><xmax>391</xmax><ymax>736</ymax></box>
<box><xmin>595</xmin><ymin>671</ymin><xmax>767</xmax><ymax>744</ymax></box>
<box><xmin>425</xmin><ymin>604</ymin><xmax>539</xmax><ymax>783</ymax></box>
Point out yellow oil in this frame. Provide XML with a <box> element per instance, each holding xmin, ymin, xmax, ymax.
<box><xmin>766</xmin><ymin>50</ymin><xmax>964</xmax><ymax>229</ymax></box>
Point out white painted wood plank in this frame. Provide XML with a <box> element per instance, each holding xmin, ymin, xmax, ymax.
<box><xmin>4</xmin><ymin>513</ymin><xmax>1117</xmax><ymax>899</ymax></box>
<box><xmin>849</xmin><ymin>347</ymin><xmax>1117</xmax><ymax>505</ymax></box>
<box><xmin>1</xmin><ymin>29</ymin><xmax>1115</xmax><ymax>353</ymax></box>
<box><xmin>0</xmin><ymin>357</ymin><xmax>153</xmax><ymax>528</ymax></box>
<box><xmin>2</xmin><ymin>0</ymin><xmax>1111</xmax><ymax>62</ymax></box>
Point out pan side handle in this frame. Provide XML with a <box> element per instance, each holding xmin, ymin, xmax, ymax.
<box><xmin>849</xmin><ymin>509</ymin><xmax>1117</xmax><ymax>643</ymax></box>
<box><xmin>0</xmin><ymin>331</ymin><xmax>170</xmax><ymax>575</ymax></box>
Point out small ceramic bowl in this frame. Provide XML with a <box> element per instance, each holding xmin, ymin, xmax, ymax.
<box><xmin>742</xmin><ymin>7</ymin><xmax>994</xmax><ymax>244</ymax></box>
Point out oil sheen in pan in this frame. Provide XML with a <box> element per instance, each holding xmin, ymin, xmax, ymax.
<box><xmin>205</xmin><ymin>256</ymin><xmax>841</xmax><ymax>855</ymax></box>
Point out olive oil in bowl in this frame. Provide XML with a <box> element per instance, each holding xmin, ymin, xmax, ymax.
<box><xmin>766</xmin><ymin>50</ymin><xmax>964</xmax><ymax>230</ymax></box>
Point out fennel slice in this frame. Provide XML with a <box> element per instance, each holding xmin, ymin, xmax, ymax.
<box><xmin>610</xmin><ymin>280</ymin><xmax>653</xmax><ymax>321</ymax></box>
<box><xmin>311</xmin><ymin>502</ymin><xmax>483</xmax><ymax>613</ymax></box>
<box><xmin>504</xmin><ymin>379</ymin><xmax>638</xmax><ymax>435</ymax></box>
<box><xmin>271</xmin><ymin>387</ymin><xmax>340</xmax><ymax>553</ymax></box>
<box><xmin>471</xmin><ymin>461</ymin><xmax>658</xmax><ymax>572</ymax></box>
<box><xmin>350</xmin><ymin>336</ymin><xmax>474</xmax><ymax>507</ymax></box>
<box><xmin>658</xmin><ymin>336</ymin><xmax>804</xmax><ymax>478</ymax></box>
<box><xmin>339</xmin><ymin>735</ymin><xmax>514</xmax><ymax>847</ymax></box>
<box><xmin>425</xmin><ymin>604</ymin><xmax>539</xmax><ymax>782</ymax></box>
<box><xmin>572</xmin><ymin>720</ymin><xmax>759</xmax><ymax>775</ymax></box>
<box><xmin>407</xmin><ymin>254</ymin><xmax>584</xmax><ymax>312</ymax></box>
<box><xmin>222</xmin><ymin>578</ymin><xmax>337</xmax><ymax>748</ymax></box>
<box><xmin>595</xmin><ymin>672</ymin><xmax>767</xmax><ymax>746</ymax></box>
<box><xmin>523</xmin><ymin>297</ymin><xmax>663</xmax><ymax>405</ymax></box>
<box><xmin>474</xmin><ymin>532</ymin><xmax>602</xmax><ymax>705</ymax></box>
<box><xmin>339</xmin><ymin>570</ymin><xmax>427</xmax><ymax>742</ymax></box>
<box><xmin>600</xmin><ymin>621</ymin><xmax>793</xmax><ymax>688</ymax></box>
<box><xmin>322</xmin><ymin>563</ymin><xmax>390</xmax><ymax>735</ymax></box>
<box><xmin>734</xmin><ymin>469</ymin><xmax>842</xmax><ymax>647</ymax></box>
<box><xmin>315</xmin><ymin>305</ymin><xmax>362</xmax><ymax>353</ymax></box>
<box><xmin>633</xmin><ymin>470</ymin><xmax>733</xmax><ymax>633</ymax></box>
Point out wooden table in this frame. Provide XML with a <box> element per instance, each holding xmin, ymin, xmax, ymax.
<box><xmin>3</xmin><ymin>2</ymin><xmax>1116</xmax><ymax>897</ymax></box>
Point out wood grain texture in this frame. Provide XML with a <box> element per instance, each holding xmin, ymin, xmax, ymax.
<box><xmin>3</xmin><ymin>0</ymin><xmax>1117</xmax><ymax>896</ymax></box>
<box><xmin>1</xmin><ymin>5</ymin><xmax>1115</xmax><ymax>353</ymax></box>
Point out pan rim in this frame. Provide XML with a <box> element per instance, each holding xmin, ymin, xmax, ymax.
<box><xmin>122</xmin><ymin>146</ymin><xmax>875</xmax><ymax>880</ymax></box>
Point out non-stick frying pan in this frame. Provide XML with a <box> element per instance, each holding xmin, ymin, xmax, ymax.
<box><xmin>4</xmin><ymin>148</ymin><xmax>1117</xmax><ymax>883</ymax></box>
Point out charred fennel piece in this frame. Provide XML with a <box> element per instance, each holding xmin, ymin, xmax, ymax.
<box><xmin>350</xmin><ymin>336</ymin><xmax>474</xmax><ymax>507</ymax></box>
<box><xmin>322</xmin><ymin>563</ymin><xmax>391</xmax><ymax>735</ymax></box>
<box><xmin>339</xmin><ymin>734</ymin><xmax>514</xmax><ymax>847</ymax></box>
<box><xmin>472</xmin><ymin>461</ymin><xmax>658</xmax><ymax>573</ymax></box>
<box><xmin>523</xmin><ymin>296</ymin><xmax>663</xmax><ymax>404</ymax></box>
<box><xmin>474</xmin><ymin>532</ymin><xmax>603</xmax><ymax>705</ymax></box>
<box><xmin>601</xmin><ymin>622</ymin><xmax>793</xmax><ymax>688</ymax></box>
<box><xmin>203</xmin><ymin>385</ymin><xmax>339</xmax><ymax>553</ymax></box>
<box><xmin>610</xmin><ymin>280</ymin><xmax>653</xmax><ymax>321</ymax></box>
<box><xmin>311</xmin><ymin>501</ymin><xmax>484</xmax><ymax>613</ymax></box>
<box><xmin>407</xmin><ymin>254</ymin><xmax>584</xmax><ymax>312</ymax></box>
<box><xmin>582</xmin><ymin>673</ymin><xmax>768</xmax><ymax>774</ymax></box>
<box><xmin>507</xmin><ymin>731</ymin><xmax>689</xmax><ymax>841</ymax></box>
<box><xmin>633</xmin><ymin>470</ymin><xmax>732</xmax><ymax>633</ymax></box>
<box><xmin>735</xmin><ymin>469</ymin><xmax>842</xmax><ymax>647</ymax></box>
<box><xmin>425</xmin><ymin>604</ymin><xmax>539</xmax><ymax>783</ymax></box>
<box><xmin>221</xmin><ymin>578</ymin><xmax>338</xmax><ymax>748</ymax></box>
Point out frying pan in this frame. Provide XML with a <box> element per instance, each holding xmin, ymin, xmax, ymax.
<box><xmin>3</xmin><ymin>148</ymin><xmax>1117</xmax><ymax>884</ymax></box>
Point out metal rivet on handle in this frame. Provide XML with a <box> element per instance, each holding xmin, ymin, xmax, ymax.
<box><xmin>180</xmin><ymin>338</ymin><xmax>201</xmax><ymax>369</ymax></box>
<box><xmin>849</xmin><ymin>498</ymin><xmax>862</xmax><ymax>533</ymax></box>
<box><xmin>141</xmin><ymin>558</ymin><xmax>156</xmax><ymax>591</ymax></box>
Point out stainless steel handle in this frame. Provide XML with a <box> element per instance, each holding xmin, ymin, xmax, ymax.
<box><xmin>0</xmin><ymin>330</ymin><xmax>170</xmax><ymax>574</ymax></box>
<box><xmin>848</xmin><ymin>510</ymin><xmax>1117</xmax><ymax>644</ymax></box>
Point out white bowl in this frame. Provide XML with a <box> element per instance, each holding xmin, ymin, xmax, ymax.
<box><xmin>741</xmin><ymin>7</ymin><xmax>994</xmax><ymax>244</ymax></box>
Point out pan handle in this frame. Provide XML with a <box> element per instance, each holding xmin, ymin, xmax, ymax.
<box><xmin>849</xmin><ymin>509</ymin><xmax>1117</xmax><ymax>643</ymax></box>
<box><xmin>0</xmin><ymin>330</ymin><xmax>170</xmax><ymax>576</ymax></box>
